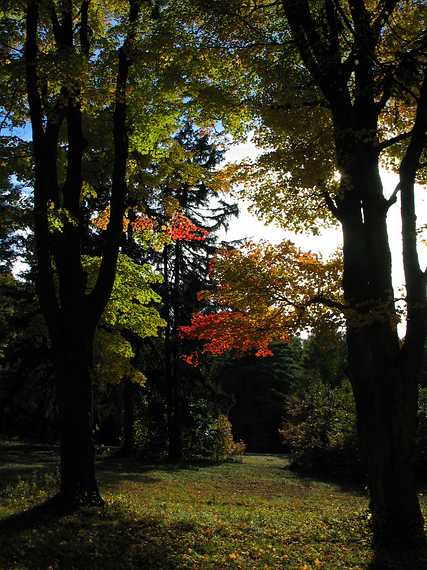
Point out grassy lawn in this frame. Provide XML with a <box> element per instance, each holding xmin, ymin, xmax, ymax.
<box><xmin>0</xmin><ymin>440</ymin><xmax>426</xmax><ymax>569</ymax></box>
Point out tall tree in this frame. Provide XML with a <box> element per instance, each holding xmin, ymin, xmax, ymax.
<box><xmin>145</xmin><ymin>124</ymin><xmax>238</xmax><ymax>461</ymax></box>
<box><xmin>196</xmin><ymin>0</ymin><xmax>427</xmax><ymax>544</ymax></box>
<box><xmin>23</xmin><ymin>0</ymin><xmax>145</xmax><ymax>507</ymax></box>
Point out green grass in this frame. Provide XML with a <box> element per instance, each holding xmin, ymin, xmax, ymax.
<box><xmin>0</xmin><ymin>442</ymin><xmax>426</xmax><ymax>569</ymax></box>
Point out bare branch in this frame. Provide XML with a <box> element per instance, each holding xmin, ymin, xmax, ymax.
<box><xmin>378</xmin><ymin>131</ymin><xmax>413</xmax><ymax>151</ymax></box>
<box><xmin>322</xmin><ymin>189</ymin><xmax>342</xmax><ymax>221</ymax></box>
<box><xmin>385</xmin><ymin>182</ymin><xmax>400</xmax><ymax>209</ymax></box>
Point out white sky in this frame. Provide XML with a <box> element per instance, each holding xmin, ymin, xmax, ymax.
<box><xmin>220</xmin><ymin>139</ymin><xmax>427</xmax><ymax>297</ymax></box>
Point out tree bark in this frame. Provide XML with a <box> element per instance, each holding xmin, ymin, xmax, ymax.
<box><xmin>120</xmin><ymin>378</ymin><xmax>137</xmax><ymax>456</ymax></box>
<box><xmin>163</xmin><ymin>246</ymin><xmax>184</xmax><ymax>462</ymax></box>
<box><xmin>24</xmin><ymin>0</ymin><xmax>143</xmax><ymax>508</ymax></box>
<box><xmin>339</xmin><ymin>154</ymin><xmax>424</xmax><ymax>544</ymax></box>
<box><xmin>54</xmin><ymin>319</ymin><xmax>102</xmax><ymax>507</ymax></box>
<box><xmin>347</xmin><ymin>327</ymin><xmax>423</xmax><ymax>543</ymax></box>
<box><xmin>281</xmin><ymin>0</ymin><xmax>427</xmax><ymax>544</ymax></box>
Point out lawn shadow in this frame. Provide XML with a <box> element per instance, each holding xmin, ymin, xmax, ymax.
<box><xmin>367</xmin><ymin>541</ymin><xmax>427</xmax><ymax>569</ymax></box>
<box><xmin>96</xmin><ymin>453</ymin><xmax>215</xmax><ymax>485</ymax></box>
<box><xmin>0</xmin><ymin>441</ymin><xmax>59</xmax><ymax>495</ymax></box>
<box><xmin>0</xmin><ymin>440</ymin><xmax>59</xmax><ymax>491</ymax></box>
<box><xmin>0</xmin><ymin>498</ymin><xmax>199</xmax><ymax>569</ymax></box>
<box><xmin>281</xmin><ymin>463</ymin><xmax>368</xmax><ymax>496</ymax></box>
<box><xmin>0</xmin><ymin>497</ymin><xmax>66</xmax><ymax>537</ymax></box>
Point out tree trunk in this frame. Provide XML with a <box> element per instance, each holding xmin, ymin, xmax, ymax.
<box><xmin>281</xmin><ymin>0</ymin><xmax>427</xmax><ymax>546</ymax></box>
<box><xmin>340</xmin><ymin>155</ymin><xmax>424</xmax><ymax>544</ymax></box>
<box><xmin>120</xmin><ymin>378</ymin><xmax>136</xmax><ymax>456</ymax></box>
<box><xmin>168</xmin><ymin>402</ymin><xmax>184</xmax><ymax>463</ymax></box>
<box><xmin>348</xmin><ymin>327</ymin><xmax>423</xmax><ymax>544</ymax></box>
<box><xmin>54</xmin><ymin>324</ymin><xmax>103</xmax><ymax>508</ymax></box>
<box><xmin>163</xmin><ymin>245</ymin><xmax>184</xmax><ymax>463</ymax></box>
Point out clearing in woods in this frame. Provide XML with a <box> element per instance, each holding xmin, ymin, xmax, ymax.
<box><xmin>0</xmin><ymin>441</ymin><xmax>426</xmax><ymax>569</ymax></box>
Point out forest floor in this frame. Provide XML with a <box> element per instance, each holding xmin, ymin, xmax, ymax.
<box><xmin>0</xmin><ymin>439</ymin><xmax>427</xmax><ymax>569</ymax></box>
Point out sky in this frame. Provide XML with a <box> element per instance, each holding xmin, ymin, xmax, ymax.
<box><xmin>11</xmin><ymin>123</ymin><xmax>426</xmax><ymax>301</ymax></box>
<box><xmin>220</xmin><ymin>138</ymin><xmax>427</xmax><ymax>297</ymax></box>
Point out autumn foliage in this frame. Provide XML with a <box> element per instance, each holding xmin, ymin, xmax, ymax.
<box><xmin>93</xmin><ymin>208</ymin><xmax>208</xmax><ymax>242</ymax></box>
<box><xmin>180</xmin><ymin>240</ymin><xmax>343</xmax><ymax>362</ymax></box>
<box><xmin>166</xmin><ymin>211</ymin><xmax>209</xmax><ymax>241</ymax></box>
<box><xmin>180</xmin><ymin>311</ymin><xmax>282</xmax><ymax>366</ymax></box>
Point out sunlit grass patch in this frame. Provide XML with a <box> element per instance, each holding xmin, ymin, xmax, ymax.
<box><xmin>1</xmin><ymin>451</ymin><xmax>426</xmax><ymax>568</ymax></box>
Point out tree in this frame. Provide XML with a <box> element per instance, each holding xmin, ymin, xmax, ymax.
<box><xmin>196</xmin><ymin>0</ymin><xmax>427</xmax><ymax>544</ymax></box>
<box><xmin>180</xmin><ymin>240</ymin><xmax>343</xmax><ymax>361</ymax></box>
<box><xmin>87</xmin><ymin>253</ymin><xmax>165</xmax><ymax>455</ymax></box>
<box><xmin>141</xmin><ymin>124</ymin><xmax>238</xmax><ymax>461</ymax></box>
<box><xmin>211</xmin><ymin>340</ymin><xmax>304</xmax><ymax>452</ymax></box>
<box><xmin>21</xmin><ymin>0</ymin><xmax>150</xmax><ymax>507</ymax></box>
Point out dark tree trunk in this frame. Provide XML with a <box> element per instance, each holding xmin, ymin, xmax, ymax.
<box><xmin>348</xmin><ymin>328</ymin><xmax>423</xmax><ymax>543</ymax></box>
<box><xmin>281</xmin><ymin>0</ymin><xmax>427</xmax><ymax>546</ymax></box>
<box><xmin>24</xmin><ymin>0</ymin><xmax>142</xmax><ymax>510</ymax></box>
<box><xmin>120</xmin><ymin>378</ymin><xmax>136</xmax><ymax>456</ymax></box>
<box><xmin>54</xmin><ymin>322</ymin><xmax>102</xmax><ymax>508</ymax></box>
<box><xmin>340</xmin><ymin>154</ymin><xmax>424</xmax><ymax>544</ymax></box>
<box><xmin>167</xmin><ymin>400</ymin><xmax>184</xmax><ymax>463</ymax></box>
<box><xmin>163</xmin><ymin>245</ymin><xmax>184</xmax><ymax>463</ymax></box>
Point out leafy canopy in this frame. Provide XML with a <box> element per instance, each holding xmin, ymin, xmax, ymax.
<box><xmin>180</xmin><ymin>240</ymin><xmax>343</xmax><ymax>362</ymax></box>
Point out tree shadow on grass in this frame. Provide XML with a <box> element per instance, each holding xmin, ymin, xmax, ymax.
<box><xmin>367</xmin><ymin>542</ymin><xmax>427</xmax><ymax>569</ymax></box>
<box><xmin>281</xmin><ymin>463</ymin><xmax>368</xmax><ymax>496</ymax></box>
<box><xmin>0</xmin><ymin>497</ymin><xmax>65</xmax><ymax>537</ymax></box>
<box><xmin>0</xmin><ymin>440</ymin><xmax>59</xmax><ymax>491</ymax></box>
<box><xmin>95</xmin><ymin>454</ymin><xmax>218</xmax><ymax>487</ymax></box>
<box><xmin>0</xmin><ymin>499</ymin><xmax>198</xmax><ymax>569</ymax></box>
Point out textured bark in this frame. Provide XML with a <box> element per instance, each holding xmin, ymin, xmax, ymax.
<box><xmin>25</xmin><ymin>0</ymin><xmax>143</xmax><ymax>507</ymax></box>
<box><xmin>282</xmin><ymin>0</ymin><xmax>427</xmax><ymax>544</ymax></box>
<box><xmin>54</xmin><ymin>322</ymin><xmax>102</xmax><ymax>507</ymax></box>
<box><xmin>120</xmin><ymin>378</ymin><xmax>137</xmax><ymax>456</ymax></box>
<box><xmin>348</xmin><ymin>330</ymin><xmax>423</xmax><ymax>543</ymax></box>
<box><xmin>339</xmin><ymin>151</ymin><xmax>424</xmax><ymax>543</ymax></box>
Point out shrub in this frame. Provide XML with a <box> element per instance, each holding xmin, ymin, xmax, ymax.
<box><xmin>211</xmin><ymin>415</ymin><xmax>246</xmax><ymax>462</ymax></box>
<box><xmin>279</xmin><ymin>380</ymin><xmax>361</xmax><ymax>477</ymax></box>
<box><xmin>183</xmin><ymin>400</ymin><xmax>245</xmax><ymax>463</ymax></box>
<box><xmin>280</xmin><ymin>382</ymin><xmax>427</xmax><ymax>479</ymax></box>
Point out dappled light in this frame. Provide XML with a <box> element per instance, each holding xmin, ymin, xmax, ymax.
<box><xmin>1</xmin><ymin>0</ymin><xmax>427</xmax><ymax>567</ymax></box>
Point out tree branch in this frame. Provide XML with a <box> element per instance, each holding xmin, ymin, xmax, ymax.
<box><xmin>378</xmin><ymin>130</ymin><xmax>413</xmax><ymax>151</ymax></box>
<box><xmin>399</xmin><ymin>63</ymin><xmax>427</xmax><ymax>366</ymax></box>
<box><xmin>372</xmin><ymin>0</ymin><xmax>400</xmax><ymax>41</ymax></box>
<box><xmin>25</xmin><ymin>0</ymin><xmax>59</xmax><ymax>335</ymax></box>
<box><xmin>385</xmin><ymin>182</ymin><xmax>400</xmax><ymax>210</ymax></box>
<box><xmin>79</xmin><ymin>0</ymin><xmax>91</xmax><ymax>57</ymax></box>
<box><xmin>322</xmin><ymin>189</ymin><xmax>342</xmax><ymax>221</ymax></box>
<box><xmin>88</xmin><ymin>0</ymin><xmax>143</xmax><ymax>322</ymax></box>
<box><xmin>47</xmin><ymin>0</ymin><xmax>63</xmax><ymax>46</ymax></box>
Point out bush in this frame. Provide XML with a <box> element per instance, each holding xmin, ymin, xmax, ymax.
<box><xmin>183</xmin><ymin>400</ymin><xmax>245</xmax><ymax>463</ymax></box>
<box><xmin>279</xmin><ymin>380</ymin><xmax>361</xmax><ymax>477</ymax></box>
<box><xmin>280</xmin><ymin>382</ymin><xmax>427</xmax><ymax>479</ymax></box>
<box><xmin>211</xmin><ymin>415</ymin><xmax>246</xmax><ymax>462</ymax></box>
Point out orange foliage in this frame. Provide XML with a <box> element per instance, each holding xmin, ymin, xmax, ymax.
<box><xmin>166</xmin><ymin>211</ymin><xmax>209</xmax><ymax>241</ymax></box>
<box><xmin>131</xmin><ymin>214</ymin><xmax>155</xmax><ymax>232</ymax></box>
<box><xmin>92</xmin><ymin>208</ymin><xmax>208</xmax><ymax>242</ymax></box>
<box><xmin>179</xmin><ymin>311</ymin><xmax>285</xmax><ymax>358</ymax></box>
<box><xmin>180</xmin><ymin>240</ymin><xmax>343</xmax><ymax>364</ymax></box>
